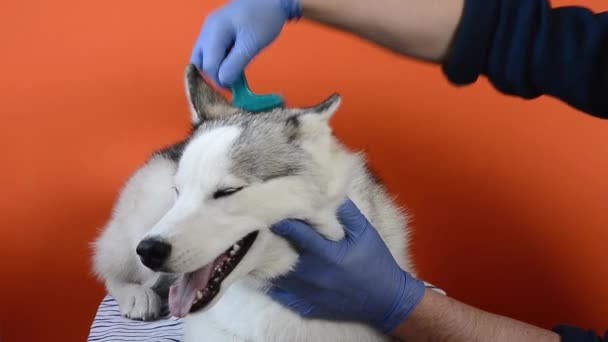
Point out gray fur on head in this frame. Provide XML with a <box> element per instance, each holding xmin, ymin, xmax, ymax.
<box><xmin>184</xmin><ymin>64</ymin><xmax>343</xmax><ymax>183</ymax></box>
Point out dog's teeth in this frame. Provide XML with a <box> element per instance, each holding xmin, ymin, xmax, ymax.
<box><xmin>196</xmin><ymin>291</ymin><xmax>203</xmax><ymax>300</ymax></box>
<box><xmin>229</xmin><ymin>243</ymin><xmax>241</xmax><ymax>256</ymax></box>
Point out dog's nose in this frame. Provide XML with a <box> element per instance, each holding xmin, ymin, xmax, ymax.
<box><xmin>136</xmin><ymin>238</ymin><xmax>172</xmax><ymax>271</ymax></box>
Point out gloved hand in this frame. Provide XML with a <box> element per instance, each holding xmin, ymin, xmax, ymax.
<box><xmin>190</xmin><ymin>0</ymin><xmax>301</xmax><ymax>87</ymax></box>
<box><xmin>268</xmin><ymin>199</ymin><xmax>426</xmax><ymax>334</ymax></box>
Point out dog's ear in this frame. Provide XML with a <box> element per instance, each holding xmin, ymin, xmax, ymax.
<box><xmin>185</xmin><ymin>64</ymin><xmax>235</xmax><ymax>124</ymax></box>
<box><xmin>296</xmin><ymin>93</ymin><xmax>341</xmax><ymax>122</ymax></box>
<box><xmin>285</xmin><ymin>93</ymin><xmax>342</xmax><ymax>142</ymax></box>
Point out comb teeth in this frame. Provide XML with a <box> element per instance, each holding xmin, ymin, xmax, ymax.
<box><xmin>230</xmin><ymin>73</ymin><xmax>284</xmax><ymax>113</ymax></box>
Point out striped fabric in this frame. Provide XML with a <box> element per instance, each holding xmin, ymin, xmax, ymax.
<box><xmin>88</xmin><ymin>284</ymin><xmax>445</xmax><ymax>341</ymax></box>
<box><xmin>88</xmin><ymin>295</ymin><xmax>184</xmax><ymax>342</ymax></box>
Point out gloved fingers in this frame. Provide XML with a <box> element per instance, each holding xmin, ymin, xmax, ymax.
<box><xmin>266</xmin><ymin>286</ymin><xmax>321</xmax><ymax>318</ymax></box>
<box><xmin>270</xmin><ymin>272</ymin><xmax>315</xmax><ymax>294</ymax></box>
<box><xmin>198</xmin><ymin>19</ymin><xmax>235</xmax><ymax>87</ymax></box>
<box><xmin>336</xmin><ymin>198</ymin><xmax>370</xmax><ymax>241</ymax></box>
<box><xmin>273</xmin><ymin>251</ymin><xmax>337</xmax><ymax>286</ymax></box>
<box><xmin>271</xmin><ymin>219</ymin><xmax>334</xmax><ymax>258</ymax></box>
<box><xmin>190</xmin><ymin>38</ymin><xmax>203</xmax><ymax>72</ymax></box>
<box><xmin>218</xmin><ymin>28</ymin><xmax>258</xmax><ymax>87</ymax></box>
<box><xmin>190</xmin><ymin>12</ymin><xmax>219</xmax><ymax>71</ymax></box>
<box><xmin>266</xmin><ymin>285</ymin><xmax>290</xmax><ymax>302</ymax></box>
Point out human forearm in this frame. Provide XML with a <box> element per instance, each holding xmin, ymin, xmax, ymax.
<box><xmin>299</xmin><ymin>0</ymin><xmax>465</xmax><ymax>62</ymax></box>
<box><xmin>392</xmin><ymin>289</ymin><xmax>560</xmax><ymax>342</ymax></box>
<box><xmin>268</xmin><ymin>201</ymin><xmax>562</xmax><ymax>340</ymax></box>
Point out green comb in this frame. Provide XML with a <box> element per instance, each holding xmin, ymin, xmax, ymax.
<box><xmin>230</xmin><ymin>73</ymin><xmax>284</xmax><ymax>113</ymax></box>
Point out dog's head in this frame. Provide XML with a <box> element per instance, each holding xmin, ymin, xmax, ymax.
<box><xmin>139</xmin><ymin>65</ymin><xmax>359</xmax><ymax>318</ymax></box>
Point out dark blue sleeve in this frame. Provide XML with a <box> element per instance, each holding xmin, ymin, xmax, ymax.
<box><xmin>442</xmin><ymin>0</ymin><xmax>608</xmax><ymax>118</ymax></box>
<box><xmin>553</xmin><ymin>325</ymin><xmax>607</xmax><ymax>342</ymax></box>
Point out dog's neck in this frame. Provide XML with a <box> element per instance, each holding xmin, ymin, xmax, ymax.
<box><xmin>309</xmin><ymin>136</ymin><xmax>363</xmax><ymax>202</ymax></box>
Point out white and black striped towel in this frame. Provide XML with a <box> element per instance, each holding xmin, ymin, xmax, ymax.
<box><xmin>88</xmin><ymin>295</ymin><xmax>184</xmax><ymax>342</ymax></box>
<box><xmin>88</xmin><ymin>283</ymin><xmax>444</xmax><ymax>342</ymax></box>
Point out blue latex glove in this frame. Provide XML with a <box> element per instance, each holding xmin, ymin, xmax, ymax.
<box><xmin>268</xmin><ymin>199</ymin><xmax>426</xmax><ymax>334</ymax></box>
<box><xmin>191</xmin><ymin>0</ymin><xmax>301</xmax><ymax>87</ymax></box>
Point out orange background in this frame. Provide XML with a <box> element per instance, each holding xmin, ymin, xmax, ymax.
<box><xmin>1</xmin><ymin>0</ymin><xmax>607</xmax><ymax>341</ymax></box>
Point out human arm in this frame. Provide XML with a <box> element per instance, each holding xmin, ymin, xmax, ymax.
<box><xmin>189</xmin><ymin>0</ymin><xmax>463</xmax><ymax>86</ymax></box>
<box><xmin>192</xmin><ymin>0</ymin><xmax>608</xmax><ymax>116</ymax></box>
<box><xmin>268</xmin><ymin>199</ymin><xmax>561</xmax><ymax>341</ymax></box>
<box><xmin>298</xmin><ymin>0</ymin><xmax>464</xmax><ymax>63</ymax></box>
<box><xmin>299</xmin><ymin>0</ymin><xmax>608</xmax><ymax>117</ymax></box>
<box><xmin>393</xmin><ymin>288</ymin><xmax>559</xmax><ymax>341</ymax></box>
<box><xmin>300</xmin><ymin>0</ymin><xmax>608</xmax><ymax>117</ymax></box>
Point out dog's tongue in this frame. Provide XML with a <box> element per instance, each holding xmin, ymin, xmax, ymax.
<box><xmin>169</xmin><ymin>264</ymin><xmax>213</xmax><ymax>318</ymax></box>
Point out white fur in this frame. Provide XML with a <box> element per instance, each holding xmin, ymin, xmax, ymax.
<box><xmin>92</xmin><ymin>67</ymin><xmax>414</xmax><ymax>341</ymax></box>
<box><xmin>179</xmin><ymin>120</ymin><xmax>407</xmax><ymax>341</ymax></box>
<box><xmin>92</xmin><ymin>157</ymin><xmax>177</xmax><ymax>320</ymax></box>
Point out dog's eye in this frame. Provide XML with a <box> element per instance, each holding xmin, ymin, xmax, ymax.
<box><xmin>213</xmin><ymin>187</ymin><xmax>244</xmax><ymax>199</ymax></box>
<box><xmin>172</xmin><ymin>187</ymin><xmax>179</xmax><ymax>196</ymax></box>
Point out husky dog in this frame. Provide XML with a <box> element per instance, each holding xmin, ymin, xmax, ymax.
<box><xmin>93</xmin><ymin>65</ymin><xmax>416</xmax><ymax>341</ymax></box>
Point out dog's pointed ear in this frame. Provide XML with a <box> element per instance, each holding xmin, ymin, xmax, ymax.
<box><xmin>296</xmin><ymin>93</ymin><xmax>342</xmax><ymax>122</ymax></box>
<box><xmin>285</xmin><ymin>93</ymin><xmax>342</xmax><ymax>142</ymax></box>
<box><xmin>185</xmin><ymin>64</ymin><xmax>235</xmax><ymax>124</ymax></box>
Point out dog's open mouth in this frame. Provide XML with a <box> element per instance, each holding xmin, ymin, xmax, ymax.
<box><xmin>168</xmin><ymin>231</ymin><xmax>258</xmax><ymax>317</ymax></box>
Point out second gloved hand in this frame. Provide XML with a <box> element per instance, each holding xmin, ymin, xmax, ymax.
<box><xmin>268</xmin><ymin>199</ymin><xmax>426</xmax><ymax>334</ymax></box>
<box><xmin>191</xmin><ymin>0</ymin><xmax>301</xmax><ymax>87</ymax></box>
